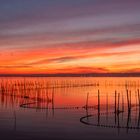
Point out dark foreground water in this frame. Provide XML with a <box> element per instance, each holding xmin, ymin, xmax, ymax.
<box><xmin>0</xmin><ymin>77</ymin><xmax>140</xmax><ymax>140</ymax></box>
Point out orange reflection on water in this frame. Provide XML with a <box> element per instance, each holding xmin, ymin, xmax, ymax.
<box><xmin>0</xmin><ymin>77</ymin><xmax>139</xmax><ymax>109</ymax></box>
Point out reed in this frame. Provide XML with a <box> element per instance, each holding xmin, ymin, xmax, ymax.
<box><xmin>85</xmin><ymin>92</ymin><xmax>89</xmax><ymax>109</ymax></box>
<box><xmin>98</xmin><ymin>90</ymin><xmax>100</xmax><ymax>125</ymax></box>
<box><xmin>117</xmin><ymin>92</ymin><xmax>120</xmax><ymax>113</ymax></box>
<box><xmin>126</xmin><ymin>89</ymin><xmax>130</xmax><ymax>111</ymax></box>
<box><xmin>122</xmin><ymin>92</ymin><xmax>124</xmax><ymax>112</ymax></box>
<box><xmin>115</xmin><ymin>90</ymin><xmax>117</xmax><ymax>114</ymax></box>
<box><xmin>138</xmin><ymin>89</ymin><xmax>140</xmax><ymax>107</ymax></box>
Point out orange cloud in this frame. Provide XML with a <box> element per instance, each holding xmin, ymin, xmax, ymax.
<box><xmin>0</xmin><ymin>39</ymin><xmax>139</xmax><ymax>74</ymax></box>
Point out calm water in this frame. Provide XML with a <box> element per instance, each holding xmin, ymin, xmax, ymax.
<box><xmin>0</xmin><ymin>77</ymin><xmax>140</xmax><ymax>140</ymax></box>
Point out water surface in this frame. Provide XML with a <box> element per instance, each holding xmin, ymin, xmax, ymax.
<box><xmin>0</xmin><ymin>77</ymin><xmax>140</xmax><ymax>140</ymax></box>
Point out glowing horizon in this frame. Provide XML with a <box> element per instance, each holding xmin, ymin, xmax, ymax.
<box><xmin>0</xmin><ymin>0</ymin><xmax>140</xmax><ymax>74</ymax></box>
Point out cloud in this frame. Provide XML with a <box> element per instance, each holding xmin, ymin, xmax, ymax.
<box><xmin>25</xmin><ymin>47</ymin><xmax>140</xmax><ymax>66</ymax></box>
<box><xmin>54</xmin><ymin>66</ymin><xmax>109</xmax><ymax>73</ymax></box>
<box><xmin>28</xmin><ymin>56</ymin><xmax>82</xmax><ymax>65</ymax></box>
<box><xmin>0</xmin><ymin>65</ymin><xmax>32</xmax><ymax>69</ymax></box>
<box><xmin>0</xmin><ymin>0</ymin><xmax>140</xmax><ymax>74</ymax></box>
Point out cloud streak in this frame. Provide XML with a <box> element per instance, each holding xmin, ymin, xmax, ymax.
<box><xmin>0</xmin><ymin>0</ymin><xmax>139</xmax><ymax>74</ymax></box>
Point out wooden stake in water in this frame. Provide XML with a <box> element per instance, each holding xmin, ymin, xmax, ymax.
<box><xmin>86</xmin><ymin>92</ymin><xmax>89</xmax><ymax>109</ymax></box>
<box><xmin>115</xmin><ymin>90</ymin><xmax>117</xmax><ymax>114</ymax></box>
<box><xmin>126</xmin><ymin>89</ymin><xmax>130</xmax><ymax>111</ymax></box>
<box><xmin>98</xmin><ymin>90</ymin><xmax>100</xmax><ymax>125</ymax></box>
<box><xmin>122</xmin><ymin>92</ymin><xmax>124</xmax><ymax>112</ymax></box>
<box><xmin>118</xmin><ymin>92</ymin><xmax>120</xmax><ymax>113</ymax></box>
<box><xmin>137</xmin><ymin>89</ymin><xmax>140</xmax><ymax>128</ymax></box>
<box><xmin>138</xmin><ymin>89</ymin><xmax>140</xmax><ymax>107</ymax></box>
<box><xmin>115</xmin><ymin>90</ymin><xmax>117</xmax><ymax>124</ymax></box>
<box><xmin>129</xmin><ymin>90</ymin><xmax>131</xmax><ymax>110</ymax></box>
<box><xmin>98</xmin><ymin>90</ymin><xmax>100</xmax><ymax>113</ymax></box>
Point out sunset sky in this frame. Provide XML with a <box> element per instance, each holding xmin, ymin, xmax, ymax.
<box><xmin>0</xmin><ymin>0</ymin><xmax>140</xmax><ymax>74</ymax></box>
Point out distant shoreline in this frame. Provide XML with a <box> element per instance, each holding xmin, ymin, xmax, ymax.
<box><xmin>0</xmin><ymin>73</ymin><xmax>139</xmax><ymax>77</ymax></box>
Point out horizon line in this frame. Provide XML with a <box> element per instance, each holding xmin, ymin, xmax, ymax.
<box><xmin>0</xmin><ymin>73</ymin><xmax>140</xmax><ymax>77</ymax></box>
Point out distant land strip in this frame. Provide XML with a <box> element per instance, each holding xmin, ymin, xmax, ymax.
<box><xmin>0</xmin><ymin>73</ymin><xmax>140</xmax><ymax>77</ymax></box>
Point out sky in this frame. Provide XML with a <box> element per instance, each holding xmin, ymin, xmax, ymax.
<box><xmin>0</xmin><ymin>0</ymin><xmax>140</xmax><ymax>74</ymax></box>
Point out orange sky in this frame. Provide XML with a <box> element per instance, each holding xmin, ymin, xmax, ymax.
<box><xmin>0</xmin><ymin>39</ymin><xmax>139</xmax><ymax>74</ymax></box>
<box><xmin>0</xmin><ymin>0</ymin><xmax>140</xmax><ymax>74</ymax></box>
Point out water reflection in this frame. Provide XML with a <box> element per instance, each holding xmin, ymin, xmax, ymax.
<box><xmin>0</xmin><ymin>77</ymin><xmax>140</xmax><ymax>139</ymax></box>
<box><xmin>80</xmin><ymin>90</ymin><xmax>140</xmax><ymax>132</ymax></box>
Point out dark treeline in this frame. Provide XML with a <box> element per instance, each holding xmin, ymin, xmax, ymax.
<box><xmin>0</xmin><ymin>73</ymin><xmax>140</xmax><ymax>77</ymax></box>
